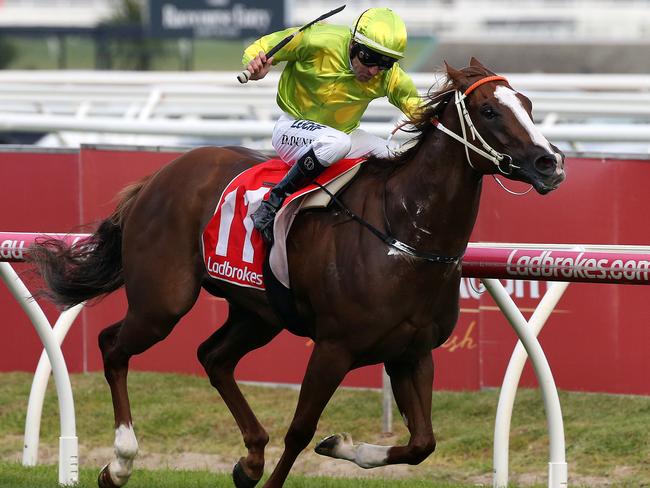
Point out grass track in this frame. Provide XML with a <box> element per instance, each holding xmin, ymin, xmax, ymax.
<box><xmin>0</xmin><ymin>462</ymin><xmax>486</xmax><ymax>488</ymax></box>
<box><xmin>0</xmin><ymin>372</ymin><xmax>648</xmax><ymax>487</ymax></box>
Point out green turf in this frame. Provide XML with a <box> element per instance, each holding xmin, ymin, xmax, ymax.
<box><xmin>0</xmin><ymin>372</ymin><xmax>648</xmax><ymax>487</ymax></box>
<box><xmin>0</xmin><ymin>462</ymin><xmax>502</xmax><ymax>488</ymax></box>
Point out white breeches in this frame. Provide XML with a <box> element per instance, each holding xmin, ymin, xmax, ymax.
<box><xmin>272</xmin><ymin>113</ymin><xmax>398</xmax><ymax>167</ymax></box>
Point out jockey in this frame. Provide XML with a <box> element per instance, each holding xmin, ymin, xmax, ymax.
<box><xmin>242</xmin><ymin>8</ymin><xmax>422</xmax><ymax>243</ymax></box>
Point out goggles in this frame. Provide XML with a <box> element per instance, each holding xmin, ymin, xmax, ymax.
<box><xmin>355</xmin><ymin>43</ymin><xmax>397</xmax><ymax>70</ymax></box>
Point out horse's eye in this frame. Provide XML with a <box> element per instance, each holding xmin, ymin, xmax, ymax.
<box><xmin>481</xmin><ymin>105</ymin><xmax>498</xmax><ymax>120</ymax></box>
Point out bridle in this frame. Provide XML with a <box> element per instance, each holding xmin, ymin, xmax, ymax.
<box><xmin>431</xmin><ymin>75</ymin><xmax>520</xmax><ymax>176</ymax></box>
<box><xmin>339</xmin><ymin>74</ymin><xmax>539</xmax><ymax>262</ymax></box>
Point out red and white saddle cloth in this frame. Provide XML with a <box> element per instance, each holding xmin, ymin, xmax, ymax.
<box><xmin>201</xmin><ymin>157</ymin><xmax>364</xmax><ymax>290</ymax></box>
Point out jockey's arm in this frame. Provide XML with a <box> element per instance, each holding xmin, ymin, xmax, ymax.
<box><xmin>385</xmin><ymin>66</ymin><xmax>424</xmax><ymax>123</ymax></box>
<box><xmin>242</xmin><ymin>27</ymin><xmax>304</xmax><ymax>81</ymax></box>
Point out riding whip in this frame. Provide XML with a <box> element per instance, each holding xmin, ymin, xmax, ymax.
<box><xmin>237</xmin><ymin>5</ymin><xmax>346</xmax><ymax>84</ymax></box>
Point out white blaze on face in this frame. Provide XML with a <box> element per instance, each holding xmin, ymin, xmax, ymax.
<box><xmin>493</xmin><ymin>85</ymin><xmax>559</xmax><ymax>162</ymax></box>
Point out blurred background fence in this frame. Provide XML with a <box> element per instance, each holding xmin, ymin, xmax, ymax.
<box><xmin>3</xmin><ymin>0</ymin><xmax>650</xmax><ymax>153</ymax></box>
<box><xmin>3</xmin><ymin>70</ymin><xmax>650</xmax><ymax>152</ymax></box>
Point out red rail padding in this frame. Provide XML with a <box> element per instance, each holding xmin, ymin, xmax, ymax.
<box><xmin>0</xmin><ymin>232</ymin><xmax>90</xmax><ymax>263</ymax></box>
<box><xmin>462</xmin><ymin>245</ymin><xmax>650</xmax><ymax>285</ymax></box>
<box><xmin>2</xmin><ymin>232</ymin><xmax>650</xmax><ymax>285</ymax></box>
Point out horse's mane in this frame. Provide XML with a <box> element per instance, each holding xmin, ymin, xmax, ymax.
<box><xmin>365</xmin><ymin>66</ymin><xmax>489</xmax><ymax>172</ymax></box>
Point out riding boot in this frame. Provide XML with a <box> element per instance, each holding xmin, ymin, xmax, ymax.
<box><xmin>252</xmin><ymin>148</ymin><xmax>327</xmax><ymax>245</ymax></box>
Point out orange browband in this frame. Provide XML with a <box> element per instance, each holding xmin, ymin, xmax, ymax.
<box><xmin>464</xmin><ymin>75</ymin><xmax>509</xmax><ymax>96</ymax></box>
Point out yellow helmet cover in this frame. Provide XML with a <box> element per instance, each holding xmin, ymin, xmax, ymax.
<box><xmin>352</xmin><ymin>8</ymin><xmax>407</xmax><ymax>59</ymax></box>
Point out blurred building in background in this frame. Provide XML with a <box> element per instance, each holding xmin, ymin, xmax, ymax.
<box><xmin>1</xmin><ymin>1</ymin><xmax>650</xmax><ymax>151</ymax></box>
<box><xmin>293</xmin><ymin>0</ymin><xmax>650</xmax><ymax>39</ymax></box>
<box><xmin>3</xmin><ymin>0</ymin><xmax>650</xmax><ymax>38</ymax></box>
<box><xmin>0</xmin><ymin>0</ymin><xmax>112</xmax><ymax>27</ymax></box>
<box><xmin>1</xmin><ymin>0</ymin><xmax>650</xmax><ymax>72</ymax></box>
<box><xmin>294</xmin><ymin>0</ymin><xmax>650</xmax><ymax>73</ymax></box>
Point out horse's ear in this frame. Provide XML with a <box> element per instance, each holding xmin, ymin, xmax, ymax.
<box><xmin>444</xmin><ymin>60</ymin><xmax>466</xmax><ymax>86</ymax></box>
<box><xmin>469</xmin><ymin>57</ymin><xmax>484</xmax><ymax>68</ymax></box>
<box><xmin>469</xmin><ymin>57</ymin><xmax>496</xmax><ymax>75</ymax></box>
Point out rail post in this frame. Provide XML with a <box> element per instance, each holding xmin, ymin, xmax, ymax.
<box><xmin>0</xmin><ymin>262</ymin><xmax>79</xmax><ymax>485</ymax></box>
<box><xmin>22</xmin><ymin>304</ymin><xmax>83</xmax><ymax>468</ymax></box>
<box><xmin>482</xmin><ymin>278</ymin><xmax>568</xmax><ymax>488</ymax></box>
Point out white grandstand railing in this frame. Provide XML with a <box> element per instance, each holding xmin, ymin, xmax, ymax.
<box><xmin>4</xmin><ymin>70</ymin><xmax>650</xmax><ymax>90</ymax></box>
<box><xmin>2</xmin><ymin>71</ymin><xmax>650</xmax><ymax>149</ymax></box>
<box><xmin>5</xmin><ymin>113</ymin><xmax>650</xmax><ymax>144</ymax></box>
<box><xmin>5</xmin><ymin>84</ymin><xmax>650</xmax><ymax>118</ymax></box>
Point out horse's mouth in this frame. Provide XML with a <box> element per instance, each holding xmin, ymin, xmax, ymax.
<box><xmin>513</xmin><ymin>165</ymin><xmax>565</xmax><ymax>194</ymax></box>
<box><xmin>531</xmin><ymin>172</ymin><xmax>565</xmax><ymax>194</ymax></box>
<box><xmin>512</xmin><ymin>151</ymin><xmax>565</xmax><ymax>195</ymax></box>
<box><xmin>535</xmin><ymin>184</ymin><xmax>555</xmax><ymax>195</ymax></box>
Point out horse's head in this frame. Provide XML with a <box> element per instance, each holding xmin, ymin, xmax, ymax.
<box><xmin>438</xmin><ymin>58</ymin><xmax>565</xmax><ymax>194</ymax></box>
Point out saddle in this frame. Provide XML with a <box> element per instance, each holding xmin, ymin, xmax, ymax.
<box><xmin>201</xmin><ymin>158</ymin><xmax>364</xmax><ymax>290</ymax></box>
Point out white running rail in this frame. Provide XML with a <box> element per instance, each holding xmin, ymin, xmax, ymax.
<box><xmin>3</xmin><ymin>232</ymin><xmax>650</xmax><ymax>487</ymax></box>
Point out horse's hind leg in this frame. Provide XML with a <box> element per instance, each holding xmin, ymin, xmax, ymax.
<box><xmin>97</xmin><ymin>279</ymin><xmax>202</xmax><ymax>487</ymax></box>
<box><xmin>197</xmin><ymin>304</ymin><xmax>281</xmax><ymax>487</ymax></box>
<box><xmin>315</xmin><ymin>354</ymin><xmax>435</xmax><ymax>468</ymax></box>
<box><xmin>97</xmin><ymin>320</ymin><xmax>137</xmax><ymax>488</ymax></box>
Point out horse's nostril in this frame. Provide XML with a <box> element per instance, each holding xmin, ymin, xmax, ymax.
<box><xmin>534</xmin><ymin>155</ymin><xmax>557</xmax><ymax>175</ymax></box>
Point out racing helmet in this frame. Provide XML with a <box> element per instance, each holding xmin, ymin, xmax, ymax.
<box><xmin>351</xmin><ymin>8</ymin><xmax>407</xmax><ymax>59</ymax></box>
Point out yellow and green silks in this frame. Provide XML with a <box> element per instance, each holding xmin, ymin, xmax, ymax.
<box><xmin>242</xmin><ymin>23</ymin><xmax>421</xmax><ymax>134</ymax></box>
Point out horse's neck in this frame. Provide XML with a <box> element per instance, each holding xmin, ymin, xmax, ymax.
<box><xmin>385</xmin><ymin>134</ymin><xmax>482</xmax><ymax>257</ymax></box>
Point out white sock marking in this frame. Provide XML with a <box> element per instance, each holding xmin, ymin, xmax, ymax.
<box><xmin>354</xmin><ymin>443</ymin><xmax>391</xmax><ymax>468</ymax></box>
<box><xmin>108</xmin><ymin>423</ymin><xmax>139</xmax><ymax>486</ymax></box>
<box><xmin>329</xmin><ymin>433</ymin><xmax>390</xmax><ymax>468</ymax></box>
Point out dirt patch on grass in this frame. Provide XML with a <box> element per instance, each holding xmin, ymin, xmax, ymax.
<box><xmin>2</xmin><ymin>442</ymin><xmax>641</xmax><ymax>486</ymax></box>
<box><xmin>4</xmin><ymin>442</ymin><xmax>418</xmax><ymax>480</ymax></box>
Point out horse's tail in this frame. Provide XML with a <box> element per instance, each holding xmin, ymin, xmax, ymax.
<box><xmin>29</xmin><ymin>176</ymin><xmax>152</xmax><ymax>309</ymax></box>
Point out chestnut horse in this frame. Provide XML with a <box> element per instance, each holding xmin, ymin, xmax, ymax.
<box><xmin>30</xmin><ymin>59</ymin><xmax>565</xmax><ymax>488</ymax></box>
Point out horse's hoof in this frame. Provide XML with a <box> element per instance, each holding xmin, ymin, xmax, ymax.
<box><xmin>315</xmin><ymin>434</ymin><xmax>340</xmax><ymax>456</ymax></box>
<box><xmin>232</xmin><ymin>459</ymin><xmax>260</xmax><ymax>488</ymax></box>
<box><xmin>315</xmin><ymin>432</ymin><xmax>352</xmax><ymax>457</ymax></box>
<box><xmin>98</xmin><ymin>465</ymin><xmax>118</xmax><ymax>488</ymax></box>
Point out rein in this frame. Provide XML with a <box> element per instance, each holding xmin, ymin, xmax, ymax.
<box><xmin>310</xmin><ymin>75</ymin><xmax>527</xmax><ymax>265</ymax></box>
<box><xmin>314</xmin><ymin>182</ymin><xmax>461</xmax><ymax>265</ymax></box>
<box><xmin>431</xmin><ymin>75</ymin><xmax>520</xmax><ymax>175</ymax></box>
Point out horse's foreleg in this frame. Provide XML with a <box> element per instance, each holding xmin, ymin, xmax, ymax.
<box><xmin>264</xmin><ymin>343</ymin><xmax>352</xmax><ymax>488</ymax></box>
<box><xmin>383</xmin><ymin>354</ymin><xmax>436</xmax><ymax>464</ymax></box>
<box><xmin>197</xmin><ymin>305</ymin><xmax>281</xmax><ymax>487</ymax></box>
<box><xmin>315</xmin><ymin>354</ymin><xmax>435</xmax><ymax>468</ymax></box>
